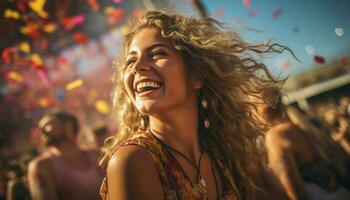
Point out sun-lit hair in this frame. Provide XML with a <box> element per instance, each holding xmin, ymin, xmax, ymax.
<box><xmin>100</xmin><ymin>11</ymin><xmax>289</xmax><ymax>199</ymax></box>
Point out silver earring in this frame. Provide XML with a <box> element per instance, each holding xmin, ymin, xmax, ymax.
<box><xmin>198</xmin><ymin>90</ymin><xmax>209</xmax><ymax>129</ymax></box>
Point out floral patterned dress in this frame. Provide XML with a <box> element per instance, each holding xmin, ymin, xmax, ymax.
<box><xmin>100</xmin><ymin>131</ymin><xmax>240</xmax><ymax>200</ymax></box>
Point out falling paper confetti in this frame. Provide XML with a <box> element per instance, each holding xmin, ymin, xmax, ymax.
<box><xmin>2</xmin><ymin>47</ymin><xmax>17</xmax><ymax>64</ymax></box>
<box><xmin>95</xmin><ymin>100</ymin><xmax>110</xmax><ymax>114</ymax></box>
<box><xmin>62</xmin><ymin>14</ymin><xmax>86</xmax><ymax>30</ymax></box>
<box><xmin>281</xmin><ymin>60</ymin><xmax>292</xmax><ymax>70</ymax></box>
<box><xmin>37</xmin><ymin>69</ymin><xmax>50</xmax><ymax>86</ymax></box>
<box><xmin>243</xmin><ymin>0</ymin><xmax>251</xmax><ymax>7</ymax></box>
<box><xmin>87</xmin><ymin>0</ymin><xmax>100</xmax><ymax>12</ymax></box>
<box><xmin>105</xmin><ymin>7</ymin><xmax>124</xmax><ymax>25</ymax></box>
<box><xmin>272</xmin><ymin>8</ymin><xmax>283</xmax><ymax>20</ymax></box>
<box><xmin>314</xmin><ymin>55</ymin><xmax>325</xmax><ymax>64</ymax></box>
<box><xmin>112</xmin><ymin>0</ymin><xmax>122</xmax><ymax>3</ymax></box>
<box><xmin>305</xmin><ymin>45</ymin><xmax>315</xmax><ymax>55</ymax></box>
<box><xmin>292</xmin><ymin>26</ymin><xmax>299</xmax><ymax>34</ymax></box>
<box><xmin>7</xmin><ymin>71</ymin><xmax>23</xmax><ymax>82</ymax></box>
<box><xmin>335</xmin><ymin>28</ymin><xmax>344</xmax><ymax>37</ymax></box>
<box><xmin>29</xmin><ymin>0</ymin><xmax>49</xmax><ymax>19</ymax></box>
<box><xmin>4</xmin><ymin>9</ymin><xmax>21</xmax><ymax>19</ymax></box>
<box><xmin>19</xmin><ymin>42</ymin><xmax>31</xmax><ymax>53</ymax></box>
<box><xmin>31</xmin><ymin>54</ymin><xmax>43</xmax><ymax>65</ymax></box>
<box><xmin>42</xmin><ymin>23</ymin><xmax>57</xmax><ymax>33</ymax></box>
<box><xmin>73</xmin><ymin>33</ymin><xmax>88</xmax><ymax>44</ymax></box>
<box><xmin>215</xmin><ymin>6</ymin><xmax>224</xmax><ymax>17</ymax></box>
<box><xmin>66</xmin><ymin>79</ymin><xmax>84</xmax><ymax>90</ymax></box>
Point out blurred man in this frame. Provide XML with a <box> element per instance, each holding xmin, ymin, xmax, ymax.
<box><xmin>28</xmin><ymin>111</ymin><xmax>104</xmax><ymax>200</ymax></box>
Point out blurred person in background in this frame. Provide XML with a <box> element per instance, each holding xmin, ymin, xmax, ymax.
<box><xmin>262</xmin><ymin>89</ymin><xmax>350</xmax><ymax>200</ymax></box>
<box><xmin>6</xmin><ymin>150</ymin><xmax>38</xmax><ymax>200</ymax></box>
<box><xmin>323</xmin><ymin>97</ymin><xmax>350</xmax><ymax>156</ymax></box>
<box><xmin>92</xmin><ymin>125</ymin><xmax>110</xmax><ymax>150</ymax></box>
<box><xmin>28</xmin><ymin>110</ymin><xmax>104</xmax><ymax>200</ymax></box>
<box><xmin>99</xmin><ymin>11</ymin><xmax>289</xmax><ymax>200</ymax></box>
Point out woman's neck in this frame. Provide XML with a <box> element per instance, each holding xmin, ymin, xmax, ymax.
<box><xmin>149</xmin><ymin>106</ymin><xmax>201</xmax><ymax>163</ymax></box>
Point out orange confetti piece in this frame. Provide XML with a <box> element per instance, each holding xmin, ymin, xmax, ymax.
<box><xmin>105</xmin><ymin>7</ymin><xmax>124</xmax><ymax>25</ymax></box>
<box><xmin>42</xmin><ymin>23</ymin><xmax>57</xmax><ymax>33</ymax></box>
<box><xmin>31</xmin><ymin>53</ymin><xmax>43</xmax><ymax>65</ymax></box>
<box><xmin>66</xmin><ymin>79</ymin><xmax>84</xmax><ymax>90</ymax></box>
<box><xmin>87</xmin><ymin>0</ymin><xmax>100</xmax><ymax>12</ymax></box>
<box><xmin>29</xmin><ymin>0</ymin><xmax>49</xmax><ymax>19</ymax></box>
<box><xmin>19</xmin><ymin>42</ymin><xmax>31</xmax><ymax>53</ymax></box>
<box><xmin>95</xmin><ymin>100</ymin><xmax>110</xmax><ymax>114</ymax></box>
<box><xmin>4</xmin><ymin>9</ymin><xmax>21</xmax><ymax>19</ymax></box>
<box><xmin>7</xmin><ymin>71</ymin><xmax>23</xmax><ymax>82</ymax></box>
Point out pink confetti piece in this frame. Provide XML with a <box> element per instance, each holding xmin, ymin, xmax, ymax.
<box><xmin>272</xmin><ymin>8</ymin><xmax>283</xmax><ymax>20</ymax></box>
<box><xmin>37</xmin><ymin>69</ymin><xmax>50</xmax><ymax>86</ymax></box>
<box><xmin>215</xmin><ymin>6</ymin><xmax>224</xmax><ymax>17</ymax></box>
<box><xmin>243</xmin><ymin>0</ymin><xmax>251</xmax><ymax>7</ymax></box>
<box><xmin>112</xmin><ymin>0</ymin><xmax>122</xmax><ymax>3</ymax></box>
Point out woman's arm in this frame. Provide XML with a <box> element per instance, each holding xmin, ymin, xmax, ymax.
<box><xmin>265</xmin><ymin>128</ymin><xmax>309</xmax><ymax>200</ymax></box>
<box><xmin>107</xmin><ymin>145</ymin><xmax>164</xmax><ymax>200</ymax></box>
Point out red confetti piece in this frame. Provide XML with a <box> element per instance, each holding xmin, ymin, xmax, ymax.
<box><xmin>2</xmin><ymin>47</ymin><xmax>17</xmax><ymax>64</ymax></box>
<box><xmin>62</xmin><ymin>14</ymin><xmax>86</xmax><ymax>30</ymax></box>
<box><xmin>57</xmin><ymin>56</ymin><xmax>68</xmax><ymax>65</ymax></box>
<box><xmin>314</xmin><ymin>55</ymin><xmax>325</xmax><ymax>64</ymax></box>
<box><xmin>73</xmin><ymin>33</ymin><xmax>88</xmax><ymax>44</ymax></box>
<box><xmin>106</xmin><ymin>8</ymin><xmax>124</xmax><ymax>25</ymax></box>
<box><xmin>215</xmin><ymin>6</ymin><xmax>224</xmax><ymax>17</ymax></box>
<box><xmin>272</xmin><ymin>8</ymin><xmax>283</xmax><ymax>20</ymax></box>
<box><xmin>243</xmin><ymin>0</ymin><xmax>251</xmax><ymax>7</ymax></box>
<box><xmin>87</xmin><ymin>0</ymin><xmax>99</xmax><ymax>12</ymax></box>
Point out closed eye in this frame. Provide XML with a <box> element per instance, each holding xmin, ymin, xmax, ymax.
<box><xmin>125</xmin><ymin>57</ymin><xmax>137</xmax><ymax>67</ymax></box>
<box><xmin>150</xmin><ymin>50</ymin><xmax>167</xmax><ymax>58</ymax></box>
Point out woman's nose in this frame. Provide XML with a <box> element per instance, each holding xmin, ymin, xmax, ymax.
<box><xmin>132</xmin><ymin>56</ymin><xmax>151</xmax><ymax>74</ymax></box>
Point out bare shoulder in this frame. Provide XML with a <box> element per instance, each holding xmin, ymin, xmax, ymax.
<box><xmin>266</xmin><ymin>123</ymin><xmax>296</xmax><ymax>149</ymax></box>
<box><xmin>106</xmin><ymin>145</ymin><xmax>163</xmax><ymax>199</ymax></box>
<box><xmin>28</xmin><ymin>155</ymin><xmax>52</xmax><ymax>172</ymax></box>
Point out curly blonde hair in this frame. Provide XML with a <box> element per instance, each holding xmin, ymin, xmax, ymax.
<box><xmin>101</xmin><ymin>11</ymin><xmax>288</xmax><ymax>199</ymax></box>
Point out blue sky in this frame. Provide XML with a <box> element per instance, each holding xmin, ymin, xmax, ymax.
<box><xmin>186</xmin><ymin>0</ymin><xmax>350</xmax><ymax>76</ymax></box>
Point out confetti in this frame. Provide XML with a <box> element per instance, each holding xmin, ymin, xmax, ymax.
<box><xmin>73</xmin><ymin>33</ymin><xmax>88</xmax><ymax>44</ymax></box>
<box><xmin>215</xmin><ymin>6</ymin><xmax>224</xmax><ymax>17</ymax></box>
<box><xmin>31</xmin><ymin>54</ymin><xmax>43</xmax><ymax>65</ymax></box>
<box><xmin>19</xmin><ymin>42</ymin><xmax>31</xmax><ymax>53</ymax></box>
<box><xmin>37</xmin><ymin>69</ymin><xmax>50</xmax><ymax>86</ymax></box>
<box><xmin>305</xmin><ymin>45</ymin><xmax>315</xmax><ymax>55</ymax></box>
<box><xmin>243</xmin><ymin>0</ymin><xmax>251</xmax><ymax>7</ymax></box>
<box><xmin>248</xmin><ymin>9</ymin><xmax>257</xmax><ymax>17</ymax></box>
<box><xmin>62</xmin><ymin>14</ymin><xmax>86</xmax><ymax>30</ymax></box>
<box><xmin>335</xmin><ymin>28</ymin><xmax>344</xmax><ymax>37</ymax></box>
<box><xmin>29</xmin><ymin>0</ymin><xmax>49</xmax><ymax>19</ymax></box>
<box><xmin>4</xmin><ymin>9</ymin><xmax>21</xmax><ymax>19</ymax></box>
<box><xmin>87</xmin><ymin>0</ymin><xmax>100</xmax><ymax>12</ymax></box>
<box><xmin>281</xmin><ymin>60</ymin><xmax>291</xmax><ymax>70</ymax></box>
<box><xmin>272</xmin><ymin>8</ymin><xmax>283</xmax><ymax>20</ymax></box>
<box><xmin>42</xmin><ymin>23</ymin><xmax>57</xmax><ymax>33</ymax></box>
<box><xmin>7</xmin><ymin>71</ymin><xmax>23</xmax><ymax>82</ymax></box>
<box><xmin>105</xmin><ymin>7</ymin><xmax>124</xmax><ymax>25</ymax></box>
<box><xmin>2</xmin><ymin>47</ymin><xmax>17</xmax><ymax>64</ymax></box>
<box><xmin>132</xmin><ymin>9</ymin><xmax>144</xmax><ymax>18</ymax></box>
<box><xmin>292</xmin><ymin>26</ymin><xmax>299</xmax><ymax>34</ymax></box>
<box><xmin>314</xmin><ymin>55</ymin><xmax>325</xmax><ymax>64</ymax></box>
<box><xmin>66</xmin><ymin>79</ymin><xmax>84</xmax><ymax>90</ymax></box>
<box><xmin>95</xmin><ymin>100</ymin><xmax>110</xmax><ymax>114</ymax></box>
<box><xmin>112</xmin><ymin>0</ymin><xmax>122</xmax><ymax>3</ymax></box>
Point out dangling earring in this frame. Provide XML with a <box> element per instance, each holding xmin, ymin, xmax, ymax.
<box><xmin>198</xmin><ymin>90</ymin><xmax>210</xmax><ymax>129</ymax></box>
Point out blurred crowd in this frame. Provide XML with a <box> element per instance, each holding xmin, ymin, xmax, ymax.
<box><xmin>0</xmin><ymin>94</ymin><xmax>349</xmax><ymax>200</ymax></box>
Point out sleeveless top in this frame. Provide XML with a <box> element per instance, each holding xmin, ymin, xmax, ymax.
<box><xmin>47</xmin><ymin>150</ymin><xmax>104</xmax><ymax>200</ymax></box>
<box><xmin>100</xmin><ymin>131</ymin><xmax>240</xmax><ymax>200</ymax></box>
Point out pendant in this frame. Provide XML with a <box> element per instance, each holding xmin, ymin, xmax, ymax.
<box><xmin>198</xmin><ymin>178</ymin><xmax>206</xmax><ymax>187</ymax></box>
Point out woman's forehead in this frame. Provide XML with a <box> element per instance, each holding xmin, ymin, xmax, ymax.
<box><xmin>128</xmin><ymin>28</ymin><xmax>172</xmax><ymax>52</ymax></box>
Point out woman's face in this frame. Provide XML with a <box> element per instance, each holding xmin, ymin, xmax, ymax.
<box><xmin>123</xmin><ymin>27</ymin><xmax>195</xmax><ymax>116</ymax></box>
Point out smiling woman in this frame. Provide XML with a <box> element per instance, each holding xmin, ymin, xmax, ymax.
<box><xmin>99</xmin><ymin>11</ymin><xmax>290</xmax><ymax>200</ymax></box>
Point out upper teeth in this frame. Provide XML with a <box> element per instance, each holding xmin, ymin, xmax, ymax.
<box><xmin>136</xmin><ymin>81</ymin><xmax>161</xmax><ymax>91</ymax></box>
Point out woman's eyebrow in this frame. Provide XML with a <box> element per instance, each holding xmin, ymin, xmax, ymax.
<box><xmin>127</xmin><ymin>43</ymin><xmax>173</xmax><ymax>56</ymax></box>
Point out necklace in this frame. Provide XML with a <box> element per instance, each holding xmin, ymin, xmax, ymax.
<box><xmin>149</xmin><ymin>131</ymin><xmax>206</xmax><ymax>188</ymax></box>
